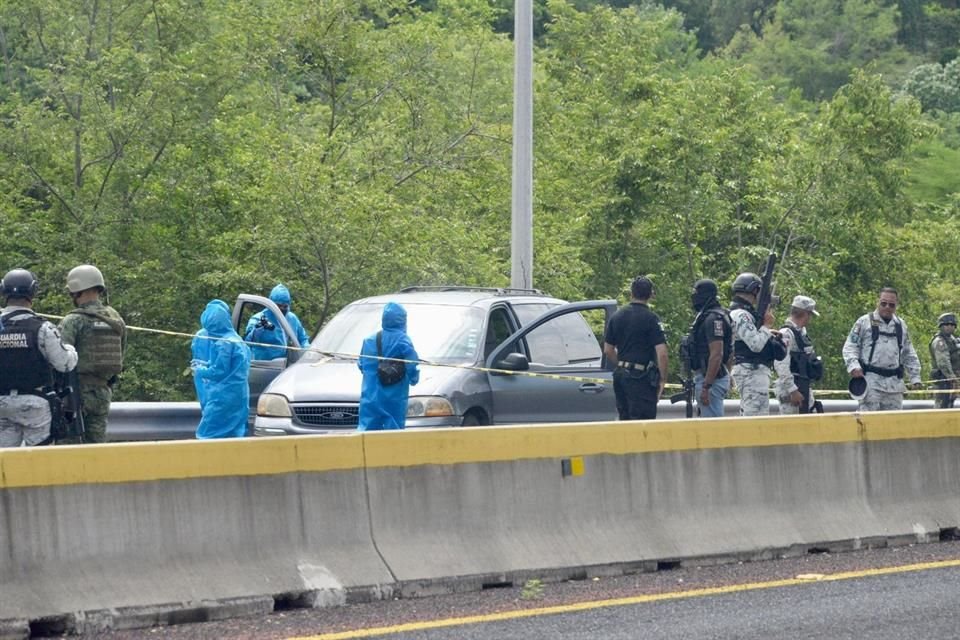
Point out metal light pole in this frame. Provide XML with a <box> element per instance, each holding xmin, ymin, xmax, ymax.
<box><xmin>511</xmin><ymin>0</ymin><xmax>533</xmax><ymax>290</ymax></box>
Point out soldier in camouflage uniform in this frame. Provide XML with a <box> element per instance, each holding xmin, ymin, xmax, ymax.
<box><xmin>774</xmin><ymin>295</ymin><xmax>823</xmax><ymax>414</ymax></box>
<box><xmin>58</xmin><ymin>265</ymin><xmax>126</xmax><ymax>444</ymax></box>
<box><xmin>729</xmin><ymin>273</ymin><xmax>787</xmax><ymax>417</ymax></box>
<box><xmin>842</xmin><ymin>287</ymin><xmax>921</xmax><ymax>412</ymax></box>
<box><xmin>0</xmin><ymin>269</ymin><xmax>78</xmax><ymax>447</ymax></box>
<box><xmin>929</xmin><ymin>312</ymin><xmax>960</xmax><ymax>409</ymax></box>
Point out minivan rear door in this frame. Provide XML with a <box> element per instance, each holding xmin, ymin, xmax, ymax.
<box><xmin>232</xmin><ymin>294</ymin><xmax>305</xmax><ymax>414</ymax></box>
<box><xmin>485</xmin><ymin>300</ymin><xmax>618</xmax><ymax>424</ymax></box>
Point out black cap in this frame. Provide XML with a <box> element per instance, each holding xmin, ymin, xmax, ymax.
<box><xmin>848</xmin><ymin>377</ymin><xmax>867</xmax><ymax>399</ymax></box>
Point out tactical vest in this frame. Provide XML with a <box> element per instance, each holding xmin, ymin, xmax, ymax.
<box><xmin>690</xmin><ymin>304</ymin><xmax>732</xmax><ymax>375</ymax></box>
<box><xmin>860</xmin><ymin>312</ymin><xmax>903</xmax><ymax>378</ymax></box>
<box><xmin>928</xmin><ymin>332</ymin><xmax>960</xmax><ymax>378</ymax></box>
<box><xmin>68</xmin><ymin>308</ymin><xmax>124</xmax><ymax>377</ymax></box>
<box><xmin>782</xmin><ymin>324</ymin><xmax>823</xmax><ymax>381</ymax></box>
<box><xmin>0</xmin><ymin>310</ymin><xmax>53</xmax><ymax>393</ymax></box>
<box><xmin>730</xmin><ymin>298</ymin><xmax>775</xmax><ymax>366</ymax></box>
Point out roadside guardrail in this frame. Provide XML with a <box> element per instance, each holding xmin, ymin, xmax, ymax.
<box><xmin>106</xmin><ymin>398</ymin><xmax>938</xmax><ymax>441</ymax></box>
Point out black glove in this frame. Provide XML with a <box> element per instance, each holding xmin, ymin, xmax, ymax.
<box><xmin>257</xmin><ymin>316</ymin><xmax>275</xmax><ymax>331</ymax></box>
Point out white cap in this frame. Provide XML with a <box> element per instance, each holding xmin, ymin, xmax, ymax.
<box><xmin>791</xmin><ymin>295</ymin><xmax>820</xmax><ymax>316</ymax></box>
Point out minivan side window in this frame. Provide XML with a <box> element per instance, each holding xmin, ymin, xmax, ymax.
<box><xmin>525</xmin><ymin>312</ymin><xmax>603</xmax><ymax>367</ymax></box>
<box><xmin>511</xmin><ymin>303</ymin><xmax>553</xmax><ymax>327</ymax></box>
<box><xmin>484</xmin><ymin>307</ymin><xmax>516</xmax><ymax>360</ymax></box>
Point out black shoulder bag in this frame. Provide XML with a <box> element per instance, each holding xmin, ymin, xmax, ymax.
<box><xmin>376</xmin><ymin>331</ymin><xmax>406</xmax><ymax>386</ymax></box>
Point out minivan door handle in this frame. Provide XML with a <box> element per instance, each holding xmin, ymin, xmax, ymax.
<box><xmin>578</xmin><ymin>383</ymin><xmax>605</xmax><ymax>394</ymax></box>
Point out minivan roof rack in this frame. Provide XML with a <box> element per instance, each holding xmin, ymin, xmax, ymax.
<box><xmin>398</xmin><ymin>285</ymin><xmax>545</xmax><ymax>296</ymax></box>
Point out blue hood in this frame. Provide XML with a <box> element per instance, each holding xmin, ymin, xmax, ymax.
<box><xmin>201</xmin><ymin>299</ymin><xmax>233</xmax><ymax>336</ymax></box>
<box><xmin>270</xmin><ymin>284</ymin><xmax>292</xmax><ymax>305</ymax></box>
<box><xmin>381</xmin><ymin>302</ymin><xmax>407</xmax><ymax>331</ymax></box>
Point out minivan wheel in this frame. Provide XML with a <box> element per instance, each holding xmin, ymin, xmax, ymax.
<box><xmin>461</xmin><ymin>412</ymin><xmax>485</xmax><ymax>427</ymax></box>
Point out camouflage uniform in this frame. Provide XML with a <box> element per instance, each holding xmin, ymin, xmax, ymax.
<box><xmin>842</xmin><ymin>312</ymin><xmax>921</xmax><ymax>411</ymax></box>
<box><xmin>775</xmin><ymin>319</ymin><xmax>816</xmax><ymax>414</ymax></box>
<box><xmin>59</xmin><ymin>300</ymin><xmax>126</xmax><ymax>443</ymax></box>
<box><xmin>0</xmin><ymin>306</ymin><xmax>78</xmax><ymax>447</ymax></box>
<box><xmin>929</xmin><ymin>330</ymin><xmax>960</xmax><ymax>409</ymax></box>
<box><xmin>729</xmin><ymin>304</ymin><xmax>776</xmax><ymax>417</ymax></box>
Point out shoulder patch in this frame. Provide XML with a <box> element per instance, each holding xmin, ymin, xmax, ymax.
<box><xmin>712</xmin><ymin>319</ymin><xmax>724</xmax><ymax>337</ymax></box>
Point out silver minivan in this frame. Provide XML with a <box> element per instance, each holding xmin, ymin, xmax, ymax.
<box><xmin>233</xmin><ymin>287</ymin><xmax>618</xmax><ymax>434</ymax></box>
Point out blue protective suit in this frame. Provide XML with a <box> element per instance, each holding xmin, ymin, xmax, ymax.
<box><xmin>194</xmin><ymin>299</ymin><xmax>252</xmax><ymax>439</ymax></box>
<box><xmin>190</xmin><ymin>299</ymin><xmax>230</xmax><ymax>409</ymax></box>
<box><xmin>358</xmin><ymin>302</ymin><xmax>420</xmax><ymax>431</ymax></box>
<box><xmin>244</xmin><ymin>284</ymin><xmax>311</xmax><ymax>360</ymax></box>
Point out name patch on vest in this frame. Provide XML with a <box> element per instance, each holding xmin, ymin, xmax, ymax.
<box><xmin>0</xmin><ymin>332</ymin><xmax>28</xmax><ymax>348</ymax></box>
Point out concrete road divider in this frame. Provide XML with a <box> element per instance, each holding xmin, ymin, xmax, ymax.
<box><xmin>3</xmin><ymin>411</ymin><xmax>960</xmax><ymax>636</ymax></box>
<box><xmin>0</xmin><ymin>437</ymin><xmax>394</xmax><ymax>637</ymax></box>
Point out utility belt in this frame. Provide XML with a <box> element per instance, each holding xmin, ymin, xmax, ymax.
<box><xmin>733</xmin><ymin>362</ymin><xmax>770</xmax><ymax>371</ymax></box>
<box><xmin>616</xmin><ymin>360</ymin><xmax>660</xmax><ymax>388</ymax></box>
<box><xmin>860</xmin><ymin>361</ymin><xmax>904</xmax><ymax>378</ymax></box>
<box><xmin>692</xmin><ymin>364</ymin><xmax>728</xmax><ymax>379</ymax></box>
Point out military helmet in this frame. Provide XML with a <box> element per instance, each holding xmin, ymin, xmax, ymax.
<box><xmin>1</xmin><ymin>269</ymin><xmax>40</xmax><ymax>300</ymax></box>
<box><xmin>938</xmin><ymin>313</ymin><xmax>957</xmax><ymax>327</ymax></box>
<box><xmin>732</xmin><ymin>272</ymin><xmax>762</xmax><ymax>295</ymax></box>
<box><xmin>66</xmin><ymin>264</ymin><xmax>105</xmax><ymax>293</ymax></box>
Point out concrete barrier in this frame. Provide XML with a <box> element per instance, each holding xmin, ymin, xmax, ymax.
<box><xmin>361</xmin><ymin>411</ymin><xmax>960</xmax><ymax>594</ymax></box>
<box><xmin>3</xmin><ymin>411</ymin><xmax>960</xmax><ymax>635</ymax></box>
<box><xmin>0</xmin><ymin>437</ymin><xmax>393</xmax><ymax>635</ymax></box>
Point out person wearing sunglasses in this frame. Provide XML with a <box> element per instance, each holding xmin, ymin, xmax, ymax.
<box><xmin>842</xmin><ymin>287</ymin><xmax>922</xmax><ymax>411</ymax></box>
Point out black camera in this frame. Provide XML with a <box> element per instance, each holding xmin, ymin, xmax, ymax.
<box><xmin>257</xmin><ymin>316</ymin><xmax>275</xmax><ymax>331</ymax></box>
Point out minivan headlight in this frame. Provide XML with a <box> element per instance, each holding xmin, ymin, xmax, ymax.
<box><xmin>257</xmin><ymin>393</ymin><xmax>292</xmax><ymax>418</ymax></box>
<box><xmin>407</xmin><ymin>396</ymin><xmax>454</xmax><ymax>418</ymax></box>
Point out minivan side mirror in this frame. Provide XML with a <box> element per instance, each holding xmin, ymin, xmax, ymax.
<box><xmin>493</xmin><ymin>352</ymin><xmax>530</xmax><ymax>373</ymax></box>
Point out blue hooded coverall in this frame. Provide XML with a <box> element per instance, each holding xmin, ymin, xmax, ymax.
<box><xmin>358</xmin><ymin>302</ymin><xmax>420</xmax><ymax>431</ymax></box>
<box><xmin>190</xmin><ymin>299</ymin><xmax>230</xmax><ymax>409</ymax></box>
<box><xmin>244</xmin><ymin>284</ymin><xmax>311</xmax><ymax>360</ymax></box>
<box><xmin>194</xmin><ymin>300</ymin><xmax>252</xmax><ymax>439</ymax></box>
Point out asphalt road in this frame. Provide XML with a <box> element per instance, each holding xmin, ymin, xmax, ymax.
<box><xmin>334</xmin><ymin>563</ymin><xmax>960</xmax><ymax>640</ymax></box>
<box><xmin>87</xmin><ymin>541</ymin><xmax>960</xmax><ymax>640</ymax></box>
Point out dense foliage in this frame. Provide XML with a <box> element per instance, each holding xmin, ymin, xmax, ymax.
<box><xmin>0</xmin><ymin>0</ymin><xmax>958</xmax><ymax>400</ymax></box>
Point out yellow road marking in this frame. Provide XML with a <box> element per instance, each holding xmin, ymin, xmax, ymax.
<box><xmin>291</xmin><ymin>558</ymin><xmax>960</xmax><ymax>639</ymax></box>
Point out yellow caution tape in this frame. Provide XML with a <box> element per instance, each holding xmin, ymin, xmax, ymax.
<box><xmin>37</xmin><ymin>312</ymin><xmax>955</xmax><ymax>397</ymax></box>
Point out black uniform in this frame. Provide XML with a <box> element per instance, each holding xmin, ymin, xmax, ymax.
<box><xmin>603</xmin><ymin>302</ymin><xmax>666</xmax><ymax>420</ymax></box>
<box><xmin>691</xmin><ymin>303</ymin><xmax>731</xmax><ymax>377</ymax></box>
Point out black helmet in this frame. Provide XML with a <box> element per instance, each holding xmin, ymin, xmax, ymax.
<box><xmin>1</xmin><ymin>269</ymin><xmax>39</xmax><ymax>300</ymax></box>
<box><xmin>938</xmin><ymin>313</ymin><xmax>957</xmax><ymax>327</ymax></box>
<box><xmin>732</xmin><ymin>272</ymin><xmax>762</xmax><ymax>295</ymax></box>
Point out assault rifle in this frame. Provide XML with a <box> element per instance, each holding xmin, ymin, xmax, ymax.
<box><xmin>757</xmin><ymin>252</ymin><xmax>780</xmax><ymax>321</ymax></box>
<box><xmin>669</xmin><ymin>333</ymin><xmax>695</xmax><ymax>418</ymax></box>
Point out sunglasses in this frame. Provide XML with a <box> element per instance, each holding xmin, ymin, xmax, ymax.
<box><xmin>878</xmin><ymin>301</ymin><xmax>897</xmax><ymax>309</ymax></box>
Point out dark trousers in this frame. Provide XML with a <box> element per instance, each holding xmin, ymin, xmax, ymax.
<box><xmin>935</xmin><ymin>380</ymin><xmax>956</xmax><ymax>409</ymax></box>
<box><xmin>613</xmin><ymin>367</ymin><xmax>658</xmax><ymax>420</ymax></box>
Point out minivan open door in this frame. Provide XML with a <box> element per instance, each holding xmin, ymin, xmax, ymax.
<box><xmin>485</xmin><ymin>300</ymin><xmax>618</xmax><ymax>424</ymax></box>
<box><xmin>233</xmin><ymin>294</ymin><xmax>307</xmax><ymax>416</ymax></box>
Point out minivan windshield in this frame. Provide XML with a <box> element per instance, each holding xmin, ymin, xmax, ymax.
<box><xmin>305</xmin><ymin>302</ymin><xmax>485</xmax><ymax>365</ymax></box>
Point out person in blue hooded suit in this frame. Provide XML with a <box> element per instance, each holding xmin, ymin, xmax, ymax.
<box><xmin>193</xmin><ymin>300</ymin><xmax>252</xmax><ymax>439</ymax></box>
<box><xmin>190</xmin><ymin>299</ymin><xmax>230</xmax><ymax>409</ymax></box>
<box><xmin>358</xmin><ymin>302</ymin><xmax>420</xmax><ymax>431</ymax></box>
<box><xmin>244</xmin><ymin>284</ymin><xmax>311</xmax><ymax>360</ymax></box>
